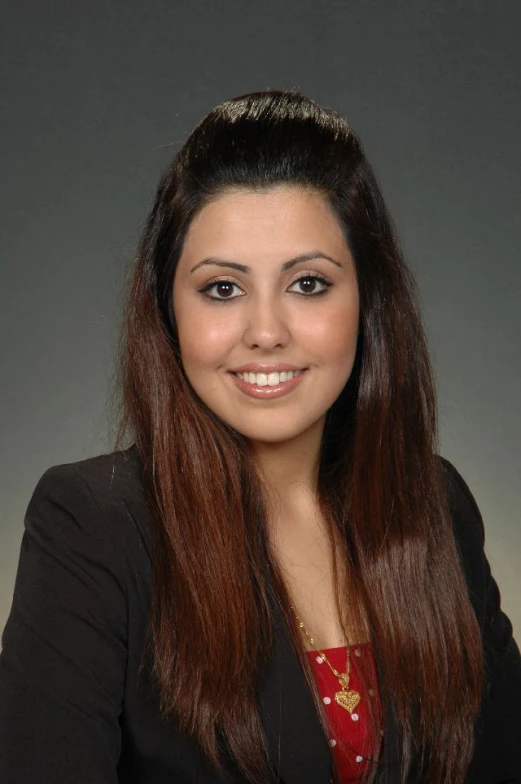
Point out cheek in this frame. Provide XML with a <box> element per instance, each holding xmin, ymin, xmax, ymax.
<box><xmin>299</xmin><ymin>301</ymin><xmax>359</xmax><ymax>364</ymax></box>
<box><xmin>177</xmin><ymin>309</ymin><xmax>239</xmax><ymax>369</ymax></box>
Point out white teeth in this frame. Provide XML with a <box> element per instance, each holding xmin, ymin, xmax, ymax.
<box><xmin>234</xmin><ymin>369</ymin><xmax>304</xmax><ymax>386</ymax></box>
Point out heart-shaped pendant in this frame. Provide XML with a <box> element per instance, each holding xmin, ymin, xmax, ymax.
<box><xmin>335</xmin><ymin>688</ymin><xmax>361</xmax><ymax>713</ymax></box>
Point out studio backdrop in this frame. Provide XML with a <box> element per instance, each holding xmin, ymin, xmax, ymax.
<box><xmin>1</xmin><ymin>0</ymin><xmax>519</xmax><ymax>639</ymax></box>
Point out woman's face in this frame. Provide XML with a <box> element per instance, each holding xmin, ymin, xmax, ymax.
<box><xmin>172</xmin><ymin>186</ymin><xmax>359</xmax><ymax>445</ymax></box>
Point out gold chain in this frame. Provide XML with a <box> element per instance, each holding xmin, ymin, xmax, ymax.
<box><xmin>292</xmin><ymin>608</ymin><xmax>351</xmax><ymax>680</ymax></box>
<box><xmin>290</xmin><ymin>604</ymin><xmax>361</xmax><ymax>714</ymax></box>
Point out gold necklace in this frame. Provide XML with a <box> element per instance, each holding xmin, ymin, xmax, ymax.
<box><xmin>290</xmin><ymin>605</ymin><xmax>361</xmax><ymax>714</ymax></box>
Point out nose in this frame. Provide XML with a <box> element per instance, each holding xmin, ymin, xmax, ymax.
<box><xmin>242</xmin><ymin>295</ymin><xmax>291</xmax><ymax>351</ymax></box>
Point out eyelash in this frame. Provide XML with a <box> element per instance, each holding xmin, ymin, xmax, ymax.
<box><xmin>198</xmin><ymin>273</ymin><xmax>333</xmax><ymax>302</ymax></box>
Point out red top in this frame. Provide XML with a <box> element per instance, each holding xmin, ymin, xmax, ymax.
<box><xmin>305</xmin><ymin>642</ymin><xmax>382</xmax><ymax>783</ymax></box>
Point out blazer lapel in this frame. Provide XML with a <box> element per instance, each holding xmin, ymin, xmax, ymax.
<box><xmin>256</xmin><ymin>584</ymin><xmax>332</xmax><ymax>784</ymax></box>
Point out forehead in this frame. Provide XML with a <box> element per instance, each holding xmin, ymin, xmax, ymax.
<box><xmin>180</xmin><ymin>186</ymin><xmax>348</xmax><ymax>257</ymax></box>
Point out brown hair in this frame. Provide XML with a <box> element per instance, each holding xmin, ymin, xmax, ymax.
<box><xmin>114</xmin><ymin>88</ymin><xmax>483</xmax><ymax>783</ymax></box>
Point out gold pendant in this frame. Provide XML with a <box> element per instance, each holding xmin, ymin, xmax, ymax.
<box><xmin>335</xmin><ymin>688</ymin><xmax>361</xmax><ymax>713</ymax></box>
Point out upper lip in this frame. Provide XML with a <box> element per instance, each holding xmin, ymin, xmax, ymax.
<box><xmin>229</xmin><ymin>363</ymin><xmax>307</xmax><ymax>373</ymax></box>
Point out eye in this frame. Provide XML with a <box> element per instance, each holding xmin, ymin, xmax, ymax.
<box><xmin>198</xmin><ymin>279</ymin><xmax>244</xmax><ymax>301</ymax></box>
<box><xmin>287</xmin><ymin>274</ymin><xmax>332</xmax><ymax>297</ymax></box>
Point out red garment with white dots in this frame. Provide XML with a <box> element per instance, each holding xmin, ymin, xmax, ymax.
<box><xmin>305</xmin><ymin>642</ymin><xmax>382</xmax><ymax>783</ymax></box>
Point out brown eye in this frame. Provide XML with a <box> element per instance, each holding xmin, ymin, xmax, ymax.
<box><xmin>213</xmin><ymin>282</ymin><xmax>235</xmax><ymax>298</ymax></box>
<box><xmin>288</xmin><ymin>275</ymin><xmax>332</xmax><ymax>296</ymax></box>
<box><xmin>199</xmin><ymin>280</ymin><xmax>243</xmax><ymax>301</ymax></box>
<box><xmin>299</xmin><ymin>278</ymin><xmax>318</xmax><ymax>294</ymax></box>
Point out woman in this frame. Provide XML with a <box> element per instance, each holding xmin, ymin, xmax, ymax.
<box><xmin>0</xmin><ymin>89</ymin><xmax>519</xmax><ymax>784</ymax></box>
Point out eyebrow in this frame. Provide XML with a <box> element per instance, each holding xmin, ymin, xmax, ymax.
<box><xmin>190</xmin><ymin>250</ymin><xmax>343</xmax><ymax>274</ymax></box>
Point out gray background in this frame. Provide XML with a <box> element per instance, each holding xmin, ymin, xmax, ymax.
<box><xmin>1</xmin><ymin>1</ymin><xmax>519</xmax><ymax>640</ymax></box>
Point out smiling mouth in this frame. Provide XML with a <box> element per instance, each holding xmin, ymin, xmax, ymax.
<box><xmin>231</xmin><ymin>369</ymin><xmax>306</xmax><ymax>386</ymax></box>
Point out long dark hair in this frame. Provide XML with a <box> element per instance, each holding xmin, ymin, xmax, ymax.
<box><xmin>114</xmin><ymin>89</ymin><xmax>483</xmax><ymax>784</ymax></box>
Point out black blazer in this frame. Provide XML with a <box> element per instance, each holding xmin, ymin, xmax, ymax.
<box><xmin>0</xmin><ymin>445</ymin><xmax>520</xmax><ymax>783</ymax></box>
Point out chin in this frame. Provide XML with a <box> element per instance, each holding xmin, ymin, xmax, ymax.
<box><xmin>226</xmin><ymin>416</ymin><xmax>324</xmax><ymax>445</ymax></box>
<box><xmin>243</xmin><ymin>430</ymin><xmax>301</xmax><ymax>445</ymax></box>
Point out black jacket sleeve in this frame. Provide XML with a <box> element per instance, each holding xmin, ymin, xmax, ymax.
<box><xmin>442</xmin><ymin>459</ymin><xmax>521</xmax><ymax>784</ymax></box>
<box><xmin>0</xmin><ymin>463</ymin><xmax>128</xmax><ymax>783</ymax></box>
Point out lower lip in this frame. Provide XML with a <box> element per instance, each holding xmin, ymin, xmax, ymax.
<box><xmin>228</xmin><ymin>369</ymin><xmax>308</xmax><ymax>399</ymax></box>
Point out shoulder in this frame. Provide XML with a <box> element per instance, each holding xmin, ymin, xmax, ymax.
<box><xmin>32</xmin><ymin>443</ymin><xmax>145</xmax><ymax>507</ymax></box>
<box><xmin>438</xmin><ymin>455</ymin><xmax>485</xmax><ymax>545</ymax></box>
<box><xmin>26</xmin><ymin>444</ymin><xmax>153</xmax><ymax>570</ymax></box>
<box><xmin>436</xmin><ymin>465</ymin><xmax>521</xmax><ymax>778</ymax></box>
<box><xmin>436</xmin><ymin>456</ymin><xmax>489</xmax><ymax>625</ymax></box>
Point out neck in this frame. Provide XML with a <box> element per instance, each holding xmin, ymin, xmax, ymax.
<box><xmin>249</xmin><ymin>417</ymin><xmax>325</xmax><ymax>525</ymax></box>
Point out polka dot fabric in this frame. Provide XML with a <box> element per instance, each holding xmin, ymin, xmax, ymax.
<box><xmin>305</xmin><ymin>642</ymin><xmax>382</xmax><ymax>782</ymax></box>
